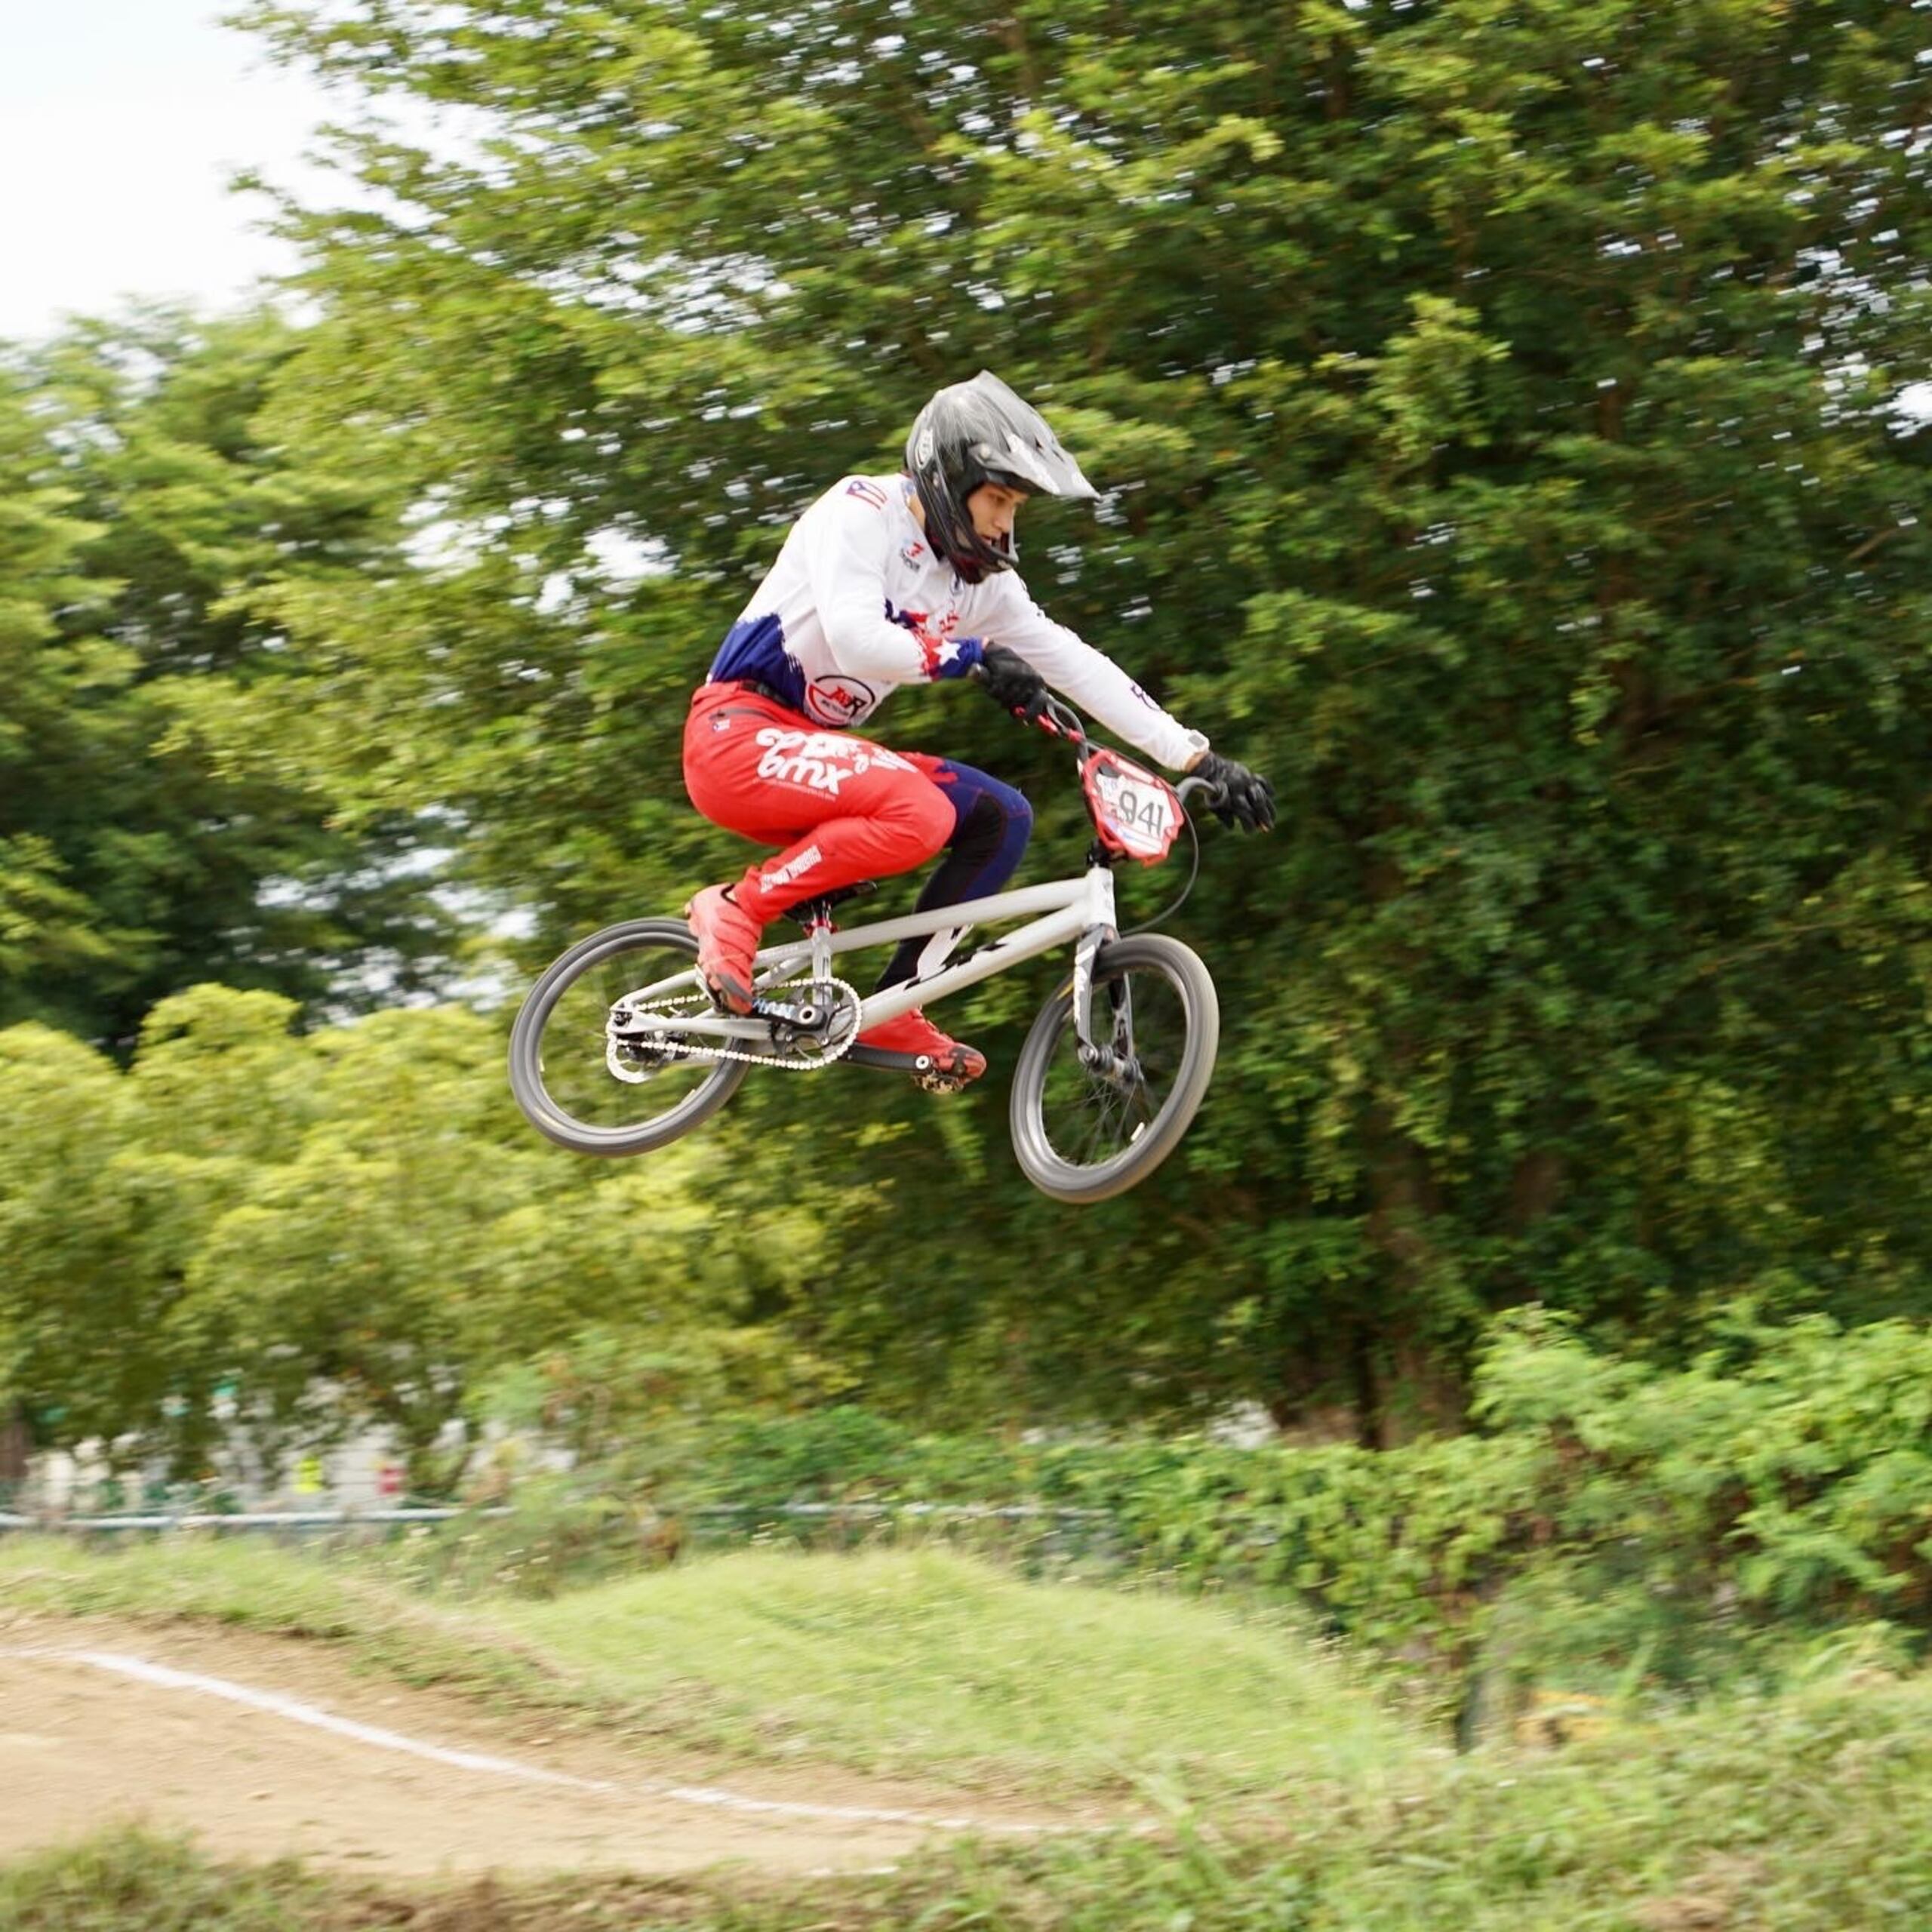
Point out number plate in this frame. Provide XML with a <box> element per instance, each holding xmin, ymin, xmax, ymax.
<box><xmin>1083</xmin><ymin>749</ymin><xmax>1183</xmax><ymax>863</ymax></box>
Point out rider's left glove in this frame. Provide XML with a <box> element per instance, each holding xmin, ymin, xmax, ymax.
<box><xmin>977</xmin><ymin>644</ymin><xmax>1051</xmax><ymax>724</ymax></box>
<box><xmin>1191</xmin><ymin>751</ymin><xmax>1276</xmax><ymax>832</ymax></box>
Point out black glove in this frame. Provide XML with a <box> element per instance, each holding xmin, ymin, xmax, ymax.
<box><xmin>977</xmin><ymin>644</ymin><xmax>1050</xmax><ymax>724</ymax></box>
<box><xmin>1191</xmin><ymin>751</ymin><xmax>1275</xmax><ymax>832</ymax></box>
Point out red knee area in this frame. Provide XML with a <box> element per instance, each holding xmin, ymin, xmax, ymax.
<box><xmin>885</xmin><ymin>777</ymin><xmax>955</xmax><ymax>866</ymax></box>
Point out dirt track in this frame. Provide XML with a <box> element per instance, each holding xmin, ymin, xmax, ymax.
<box><xmin>0</xmin><ymin>1617</ymin><xmax>1088</xmax><ymax>1878</ymax></box>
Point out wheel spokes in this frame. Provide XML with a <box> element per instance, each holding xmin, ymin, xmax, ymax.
<box><xmin>1040</xmin><ymin>962</ymin><xmax>1185</xmax><ymax>1172</ymax></box>
<box><xmin>537</xmin><ymin>937</ymin><xmax>731</xmax><ymax>1134</ymax></box>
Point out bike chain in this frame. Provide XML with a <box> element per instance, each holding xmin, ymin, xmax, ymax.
<box><xmin>611</xmin><ymin>971</ymin><xmax>866</xmax><ymax>1077</ymax></box>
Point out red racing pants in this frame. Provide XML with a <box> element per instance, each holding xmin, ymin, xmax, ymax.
<box><xmin>681</xmin><ymin>681</ymin><xmax>1032</xmax><ymax>928</ymax></box>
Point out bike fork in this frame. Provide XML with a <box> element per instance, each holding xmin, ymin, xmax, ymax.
<box><xmin>1072</xmin><ymin>924</ymin><xmax>1104</xmax><ymax>1049</ymax></box>
<box><xmin>1071</xmin><ymin>866</ymin><xmax>1118</xmax><ymax>1053</ymax></box>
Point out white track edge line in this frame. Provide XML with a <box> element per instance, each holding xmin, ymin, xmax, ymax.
<box><xmin>59</xmin><ymin>1650</ymin><xmax>614</xmax><ymax>1792</ymax></box>
<box><xmin>2</xmin><ymin>1647</ymin><xmax>1060</xmax><ymax>1832</ymax></box>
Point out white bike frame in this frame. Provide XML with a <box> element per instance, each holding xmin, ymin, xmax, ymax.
<box><xmin>622</xmin><ymin>866</ymin><xmax>1119</xmax><ymax>1052</ymax></box>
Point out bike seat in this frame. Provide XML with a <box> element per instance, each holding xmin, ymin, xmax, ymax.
<box><xmin>783</xmin><ymin>881</ymin><xmax>878</xmax><ymax>927</ymax></box>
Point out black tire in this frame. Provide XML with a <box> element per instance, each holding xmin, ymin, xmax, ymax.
<box><xmin>508</xmin><ymin>917</ymin><xmax>749</xmax><ymax>1157</ymax></box>
<box><xmin>1008</xmin><ymin>934</ymin><xmax>1220</xmax><ymax>1204</ymax></box>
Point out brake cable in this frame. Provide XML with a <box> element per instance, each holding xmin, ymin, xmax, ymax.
<box><xmin>1021</xmin><ymin>691</ymin><xmax>1212</xmax><ymax>940</ymax></box>
<box><xmin>1119</xmin><ymin>798</ymin><xmax>1204</xmax><ymax>937</ymax></box>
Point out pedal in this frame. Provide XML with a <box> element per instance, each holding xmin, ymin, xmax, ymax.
<box><xmin>841</xmin><ymin>1043</ymin><xmax>928</xmax><ymax>1074</ymax></box>
<box><xmin>843</xmin><ymin>1043</ymin><xmax>971</xmax><ymax>1092</ymax></box>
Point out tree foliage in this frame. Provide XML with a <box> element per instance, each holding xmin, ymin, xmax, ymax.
<box><xmin>8</xmin><ymin>2</ymin><xmax>1932</xmax><ymax>1439</ymax></box>
<box><xmin>205</xmin><ymin>0</ymin><xmax>1932</xmax><ymax>1433</ymax></box>
<box><xmin>0</xmin><ymin>987</ymin><xmax>844</xmax><ymax>1489</ymax></box>
<box><xmin>0</xmin><ymin>309</ymin><xmax>460</xmax><ymax>1049</ymax></box>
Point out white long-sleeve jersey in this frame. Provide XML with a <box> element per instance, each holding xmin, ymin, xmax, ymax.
<box><xmin>706</xmin><ymin>473</ymin><xmax>1209</xmax><ymax>773</ymax></box>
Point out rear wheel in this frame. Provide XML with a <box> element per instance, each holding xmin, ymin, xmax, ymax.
<box><xmin>508</xmin><ymin>918</ymin><xmax>748</xmax><ymax>1156</ymax></box>
<box><xmin>1008</xmin><ymin>934</ymin><xmax>1220</xmax><ymax>1204</ymax></box>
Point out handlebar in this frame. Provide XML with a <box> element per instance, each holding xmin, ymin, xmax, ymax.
<box><xmin>1033</xmin><ymin>691</ymin><xmax>1085</xmax><ymax>746</ymax></box>
<box><xmin>967</xmin><ymin>666</ymin><xmax>1222</xmax><ymax>921</ymax></box>
<box><xmin>983</xmin><ymin>681</ymin><xmax>1229</xmax><ymax>815</ymax></box>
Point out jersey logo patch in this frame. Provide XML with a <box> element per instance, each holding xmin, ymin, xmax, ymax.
<box><xmin>845</xmin><ymin>478</ymin><xmax>889</xmax><ymax>509</ymax></box>
<box><xmin>805</xmin><ymin>674</ymin><xmax>878</xmax><ymax>727</ymax></box>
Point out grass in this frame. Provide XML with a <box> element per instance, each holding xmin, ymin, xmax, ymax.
<box><xmin>0</xmin><ymin>1534</ymin><xmax>1414</xmax><ymax>1798</ymax></box>
<box><xmin>497</xmin><ymin>1543</ymin><xmax>1413</xmax><ymax>1795</ymax></box>
<box><xmin>5</xmin><ymin>1537</ymin><xmax>1931</xmax><ymax>1925</ymax></box>
<box><xmin>0</xmin><ymin>1832</ymin><xmax>347</xmax><ymax>1932</ymax></box>
<box><xmin>0</xmin><ymin>1533</ymin><xmax>587</xmax><ymax>1715</ymax></box>
<box><xmin>10</xmin><ymin>1666</ymin><xmax>1932</xmax><ymax>1930</ymax></box>
<box><xmin>0</xmin><ymin>1829</ymin><xmax>706</xmax><ymax>1932</ymax></box>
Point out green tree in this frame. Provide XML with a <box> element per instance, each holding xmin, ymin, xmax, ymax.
<box><xmin>0</xmin><ymin>986</ymin><xmax>849</xmax><ymax>1487</ymax></box>
<box><xmin>0</xmin><ymin>1025</ymin><xmax>161</xmax><ymax>1463</ymax></box>
<box><xmin>223</xmin><ymin>0</ymin><xmax>1932</xmax><ymax>1435</ymax></box>
<box><xmin>0</xmin><ymin>987</ymin><xmax>322</xmax><ymax>1475</ymax></box>
<box><xmin>0</xmin><ymin>309</ymin><xmax>461</xmax><ymax>1050</ymax></box>
<box><xmin>0</xmin><ymin>383</ymin><xmax>123</xmax><ymax>996</ymax></box>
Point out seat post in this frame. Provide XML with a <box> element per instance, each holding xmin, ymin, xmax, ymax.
<box><xmin>781</xmin><ymin>879</ymin><xmax>877</xmax><ymax>983</ymax></box>
<box><xmin>803</xmin><ymin>906</ymin><xmax>835</xmax><ymax>981</ymax></box>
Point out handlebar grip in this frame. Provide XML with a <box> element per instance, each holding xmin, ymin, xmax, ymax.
<box><xmin>971</xmin><ymin>663</ymin><xmax>1088</xmax><ymax>747</ymax></box>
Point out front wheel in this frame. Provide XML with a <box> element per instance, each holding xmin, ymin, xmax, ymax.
<box><xmin>509</xmin><ymin>917</ymin><xmax>749</xmax><ymax>1157</ymax></box>
<box><xmin>1008</xmin><ymin>934</ymin><xmax>1220</xmax><ymax>1204</ymax></box>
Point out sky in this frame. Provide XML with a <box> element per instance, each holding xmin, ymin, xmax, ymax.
<box><xmin>1</xmin><ymin>2</ymin><xmax>341</xmax><ymax>341</ymax></box>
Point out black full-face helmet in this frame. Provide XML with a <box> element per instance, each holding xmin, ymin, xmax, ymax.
<box><xmin>904</xmin><ymin>371</ymin><xmax>1097</xmax><ymax>582</ymax></box>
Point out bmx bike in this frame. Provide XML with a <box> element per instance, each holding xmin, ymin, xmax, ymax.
<box><xmin>508</xmin><ymin>695</ymin><xmax>1227</xmax><ymax>1204</ymax></box>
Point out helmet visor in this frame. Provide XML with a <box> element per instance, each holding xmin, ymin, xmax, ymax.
<box><xmin>961</xmin><ymin>371</ymin><xmax>1098</xmax><ymax>500</ymax></box>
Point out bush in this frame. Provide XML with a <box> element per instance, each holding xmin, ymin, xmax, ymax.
<box><xmin>662</xmin><ymin>1314</ymin><xmax>1932</xmax><ymax>1700</ymax></box>
<box><xmin>411</xmin><ymin>1313</ymin><xmax>1932</xmax><ymax>1706</ymax></box>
